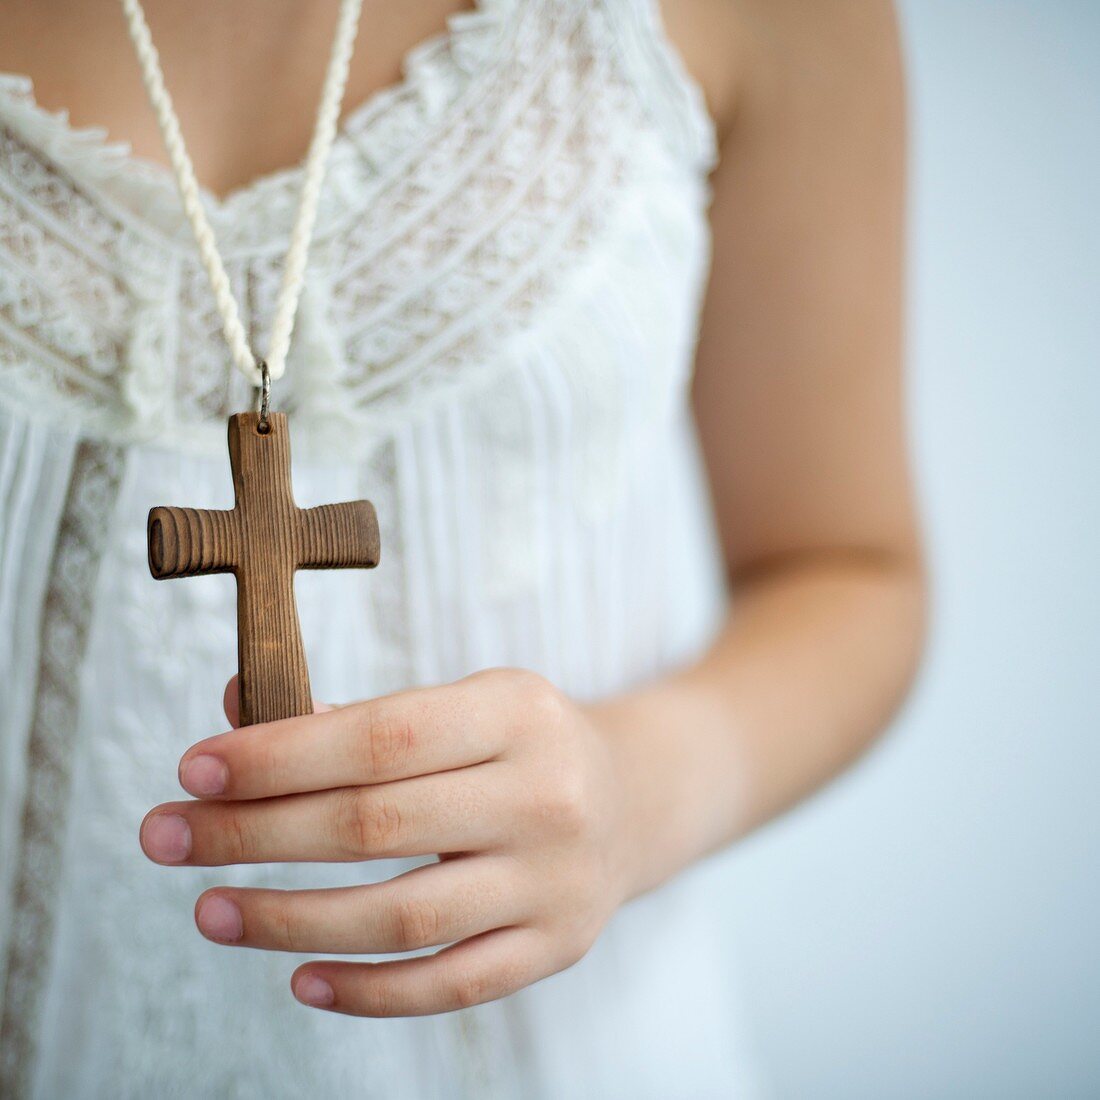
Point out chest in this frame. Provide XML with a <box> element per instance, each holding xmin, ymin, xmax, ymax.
<box><xmin>0</xmin><ymin>0</ymin><xmax>475</xmax><ymax>197</ymax></box>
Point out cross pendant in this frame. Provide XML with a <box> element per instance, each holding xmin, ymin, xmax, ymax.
<box><xmin>147</xmin><ymin>413</ymin><xmax>380</xmax><ymax>726</ymax></box>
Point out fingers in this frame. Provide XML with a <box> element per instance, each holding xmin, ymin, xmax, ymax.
<box><xmin>186</xmin><ymin>678</ymin><xmax>507</xmax><ymax>802</ymax></box>
<box><xmin>142</xmin><ymin>766</ymin><xmax>511</xmax><ymax>866</ymax></box>
<box><xmin>291</xmin><ymin>925</ymin><xmax>550</xmax><ymax>1016</ymax></box>
<box><xmin>222</xmin><ymin>673</ymin><xmax>332</xmax><ymax>730</ymax></box>
<box><xmin>223</xmin><ymin>676</ymin><xmax>241</xmax><ymax>729</ymax></box>
<box><xmin>194</xmin><ymin>855</ymin><xmax>530</xmax><ymax>954</ymax></box>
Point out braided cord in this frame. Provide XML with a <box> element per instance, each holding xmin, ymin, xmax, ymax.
<box><xmin>120</xmin><ymin>0</ymin><xmax>364</xmax><ymax>386</ymax></box>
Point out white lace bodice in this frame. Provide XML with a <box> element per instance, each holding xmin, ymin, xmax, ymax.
<box><xmin>0</xmin><ymin>2</ymin><xmax>767</xmax><ymax>1097</ymax></box>
<box><xmin>0</xmin><ymin>0</ymin><xmax>717</xmax><ymax>455</ymax></box>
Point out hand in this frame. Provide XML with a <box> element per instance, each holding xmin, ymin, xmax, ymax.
<box><xmin>139</xmin><ymin>669</ymin><xmax>638</xmax><ymax>1017</ymax></box>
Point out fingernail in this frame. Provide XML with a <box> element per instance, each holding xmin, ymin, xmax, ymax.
<box><xmin>294</xmin><ymin>974</ymin><xmax>335</xmax><ymax>1008</ymax></box>
<box><xmin>142</xmin><ymin>813</ymin><xmax>191</xmax><ymax>863</ymax></box>
<box><xmin>180</xmin><ymin>754</ymin><xmax>227</xmax><ymax>797</ymax></box>
<box><xmin>196</xmin><ymin>895</ymin><xmax>243</xmax><ymax>942</ymax></box>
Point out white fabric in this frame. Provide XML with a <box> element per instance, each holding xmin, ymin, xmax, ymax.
<box><xmin>0</xmin><ymin>1</ymin><xmax>767</xmax><ymax>1096</ymax></box>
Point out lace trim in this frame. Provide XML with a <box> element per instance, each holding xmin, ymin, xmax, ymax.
<box><xmin>611</xmin><ymin>0</ymin><xmax>721</xmax><ymax>175</ymax></box>
<box><xmin>0</xmin><ymin>0</ymin><xmax>716</xmax><ymax>459</ymax></box>
<box><xmin>0</xmin><ymin>441</ymin><xmax>125</xmax><ymax>1098</ymax></box>
<box><xmin>0</xmin><ymin>0</ymin><xmax>516</xmax><ymax>251</ymax></box>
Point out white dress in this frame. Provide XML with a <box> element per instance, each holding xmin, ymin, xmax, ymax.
<box><xmin>0</xmin><ymin>1</ymin><xmax>766</xmax><ymax>1095</ymax></box>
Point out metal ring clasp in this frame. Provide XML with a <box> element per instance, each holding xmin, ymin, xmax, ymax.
<box><xmin>255</xmin><ymin>360</ymin><xmax>271</xmax><ymax>433</ymax></box>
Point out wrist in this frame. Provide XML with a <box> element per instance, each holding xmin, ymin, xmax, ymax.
<box><xmin>586</xmin><ymin>674</ymin><xmax>745</xmax><ymax>901</ymax></box>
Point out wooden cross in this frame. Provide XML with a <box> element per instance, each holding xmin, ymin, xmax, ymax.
<box><xmin>147</xmin><ymin>412</ymin><xmax>380</xmax><ymax>727</ymax></box>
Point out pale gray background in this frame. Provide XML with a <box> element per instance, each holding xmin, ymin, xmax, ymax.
<box><xmin>722</xmin><ymin>2</ymin><xmax>1100</xmax><ymax>1097</ymax></box>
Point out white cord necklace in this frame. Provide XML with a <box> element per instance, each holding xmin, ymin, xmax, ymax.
<box><xmin>121</xmin><ymin>0</ymin><xmax>364</xmax><ymax>390</ymax></box>
<box><xmin>134</xmin><ymin>0</ymin><xmax>383</xmax><ymax>730</ymax></box>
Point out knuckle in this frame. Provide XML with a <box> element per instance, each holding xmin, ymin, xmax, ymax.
<box><xmin>462</xmin><ymin>666</ymin><xmax>507</xmax><ymax>690</ymax></box>
<box><xmin>469</xmin><ymin>667</ymin><xmax>568</xmax><ymax>746</ymax></box>
<box><xmin>512</xmin><ymin>670</ymin><xmax>566</xmax><ymax>724</ymax></box>
<box><xmin>537</xmin><ymin>768</ymin><xmax>592</xmax><ymax>838</ymax></box>
<box><xmin>392</xmin><ymin>897</ymin><xmax>443</xmax><ymax>951</ymax></box>
<box><xmin>567</xmin><ymin>902</ymin><xmax>606</xmax><ymax>955</ymax></box>
<box><xmin>448</xmin><ymin>958</ymin><xmax>525</xmax><ymax>1010</ymax></box>
<box><xmin>334</xmin><ymin>788</ymin><xmax>371</xmax><ymax>856</ymax></box>
<box><xmin>259</xmin><ymin>737</ymin><xmax>286</xmax><ymax>792</ymax></box>
<box><xmin>274</xmin><ymin>904</ymin><xmax>303</xmax><ymax>952</ymax></box>
<box><xmin>450</xmin><ymin>969</ymin><xmax>493</xmax><ymax>1010</ymax></box>
<box><xmin>469</xmin><ymin>668</ymin><xmax>564</xmax><ymax>717</ymax></box>
<box><xmin>225</xmin><ymin>808</ymin><xmax>256</xmax><ymax>861</ymax></box>
<box><xmin>361</xmin><ymin>980</ymin><xmax>395</xmax><ymax>1017</ymax></box>
<box><xmin>361</xmin><ymin>704</ymin><xmax>416</xmax><ymax>778</ymax></box>
<box><xmin>335</xmin><ymin>788</ymin><xmax>403</xmax><ymax>856</ymax></box>
<box><xmin>368</xmin><ymin>796</ymin><xmax>404</xmax><ymax>851</ymax></box>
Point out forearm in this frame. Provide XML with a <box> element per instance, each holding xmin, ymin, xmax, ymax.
<box><xmin>590</xmin><ymin>550</ymin><xmax>927</xmax><ymax>899</ymax></box>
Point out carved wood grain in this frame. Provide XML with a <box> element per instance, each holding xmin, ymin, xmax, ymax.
<box><xmin>148</xmin><ymin>412</ymin><xmax>380</xmax><ymax>727</ymax></box>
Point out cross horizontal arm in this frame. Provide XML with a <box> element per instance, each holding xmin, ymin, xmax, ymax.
<box><xmin>148</xmin><ymin>506</ymin><xmax>241</xmax><ymax>579</ymax></box>
<box><xmin>296</xmin><ymin>501</ymin><xmax>380</xmax><ymax>571</ymax></box>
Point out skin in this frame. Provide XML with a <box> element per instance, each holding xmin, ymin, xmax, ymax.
<box><xmin>1</xmin><ymin>0</ymin><xmax>924</xmax><ymax>1015</ymax></box>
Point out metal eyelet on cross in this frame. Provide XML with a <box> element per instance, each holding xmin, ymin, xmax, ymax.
<box><xmin>255</xmin><ymin>360</ymin><xmax>271</xmax><ymax>434</ymax></box>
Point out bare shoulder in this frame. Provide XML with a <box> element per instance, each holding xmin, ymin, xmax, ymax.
<box><xmin>655</xmin><ymin>0</ymin><xmax>742</xmax><ymax>134</ymax></box>
<box><xmin>659</xmin><ymin>0</ymin><xmax>904</xmax><ymax>141</ymax></box>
